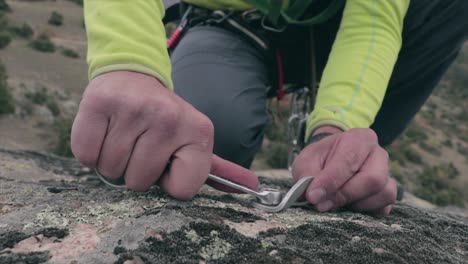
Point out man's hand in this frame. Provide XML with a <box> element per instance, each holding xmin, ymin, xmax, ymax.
<box><xmin>292</xmin><ymin>127</ymin><xmax>397</xmax><ymax>215</ymax></box>
<box><xmin>71</xmin><ymin>71</ymin><xmax>258</xmax><ymax>199</ymax></box>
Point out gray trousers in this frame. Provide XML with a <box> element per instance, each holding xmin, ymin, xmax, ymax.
<box><xmin>171</xmin><ymin>0</ymin><xmax>468</xmax><ymax>168</ymax></box>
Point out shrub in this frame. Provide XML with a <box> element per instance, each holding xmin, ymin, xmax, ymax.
<box><xmin>25</xmin><ymin>87</ymin><xmax>60</xmax><ymax>116</ymax></box>
<box><xmin>457</xmin><ymin>143</ymin><xmax>468</xmax><ymax>156</ymax></box>
<box><xmin>61</xmin><ymin>48</ymin><xmax>79</xmax><ymax>58</ymax></box>
<box><xmin>53</xmin><ymin>118</ymin><xmax>73</xmax><ymax>157</ymax></box>
<box><xmin>442</xmin><ymin>139</ymin><xmax>453</xmax><ymax>148</ymax></box>
<box><xmin>10</xmin><ymin>23</ymin><xmax>33</xmax><ymax>38</ymax></box>
<box><xmin>389</xmin><ymin>141</ymin><xmax>423</xmax><ymax>165</ymax></box>
<box><xmin>0</xmin><ymin>12</ymin><xmax>8</xmax><ymax>30</ymax></box>
<box><xmin>405</xmin><ymin>124</ymin><xmax>428</xmax><ymax>142</ymax></box>
<box><xmin>402</xmin><ymin>144</ymin><xmax>423</xmax><ymax>164</ymax></box>
<box><xmin>0</xmin><ymin>61</ymin><xmax>14</xmax><ymax>115</ymax></box>
<box><xmin>0</xmin><ymin>30</ymin><xmax>11</xmax><ymax>49</ymax></box>
<box><xmin>0</xmin><ymin>0</ymin><xmax>10</xmax><ymax>12</ymax></box>
<box><xmin>389</xmin><ymin>160</ymin><xmax>404</xmax><ymax>184</ymax></box>
<box><xmin>419</xmin><ymin>141</ymin><xmax>441</xmax><ymax>156</ymax></box>
<box><xmin>66</xmin><ymin>0</ymin><xmax>83</xmax><ymax>6</ymax></box>
<box><xmin>25</xmin><ymin>87</ymin><xmax>48</xmax><ymax>105</ymax></box>
<box><xmin>264</xmin><ymin>121</ymin><xmax>287</xmax><ymax>142</ymax></box>
<box><xmin>48</xmin><ymin>11</ymin><xmax>64</xmax><ymax>26</ymax></box>
<box><xmin>46</xmin><ymin>100</ymin><xmax>60</xmax><ymax>116</ymax></box>
<box><xmin>265</xmin><ymin>142</ymin><xmax>289</xmax><ymax>169</ymax></box>
<box><xmin>29</xmin><ymin>34</ymin><xmax>55</xmax><ymax>52</ymax></box>
<box><xmin>415</xmin><ymin>164</ymin><xmax>463</xmax><ymax>207</ymax></box>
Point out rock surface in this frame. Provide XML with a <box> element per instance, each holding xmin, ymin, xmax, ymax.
<box><xmin>0</xmin><ymin>149</ymin><xmax>467</xmax><ymax>264</ymax></box>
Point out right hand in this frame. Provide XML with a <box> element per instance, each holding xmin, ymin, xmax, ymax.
<box><xmin>71</xmin><ymin>71</ymin><xmax>258</xmax><ymax>199</ymax></box>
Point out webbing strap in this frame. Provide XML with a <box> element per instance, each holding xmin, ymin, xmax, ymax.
<box><xmin>246</xmin><ymin>0</ymin><xmax>345</xmax><ymax>26</ymax></box>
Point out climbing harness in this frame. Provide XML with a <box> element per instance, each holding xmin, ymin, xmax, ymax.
<box><xmin>95</xmin><ymin>169</ymin><xmax>313</xmax><ymax>213</ymax></box>
<box><xmin>165</xmin><ymin>2</ymin><xmax>328</xmax><ymax>168</ymax></box>
<box><xmin>286</xmin><ymin>85</ymin><xmax>312</xmax><ymax>170</ymax></box>
<box><xmin>246</xmin><ymin>0</ymin><xmax>345</xmax><ymax>29</ymax></box>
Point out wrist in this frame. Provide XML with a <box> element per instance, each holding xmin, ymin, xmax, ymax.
<box><xmin>313</xmin><ymin>125</ymin><xmax>343</xmax><ymax>136</ymax></box>
<box><xmin>307</xmin><ymin>126</ymin><xmax>343</xmax><ymax>145</ymax></box>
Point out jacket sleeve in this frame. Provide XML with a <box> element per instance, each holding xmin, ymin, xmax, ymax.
<box><xmin>84</xmin><ymin>0</ymin><xmax>173</xmax><ymax>89</ymax></box>
<box><xmin>305</xmin><ymin>0</ymin><xmax>410</xmax><ymax>140</ymax></box>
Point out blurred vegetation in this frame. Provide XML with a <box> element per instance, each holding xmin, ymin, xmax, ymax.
<box><xmin>25</xmin><ymin>86</ymin><xmax>60</xmax><ymax>116</ymax></box>
<box><xmin>415</xmin><ymin>163</ymin><xmax>463</xmax><ymax>207</ymax></box>
<box><xmin>0</xmin><ymin>12</ymin><xmax>11</xmax><ymax>49</ymax></box>
<box><xmin>0</xmin><ymin>0</ymin><xmax>10</xmax><ymax>12</ymax></box>
<box><xmin>265</xmin><ymin>142</ymin><xmax>289</xmax><ymax>169</ymax></box>
<box><xmin>419</xmin><ymin>140</ymin><xmax>441</xmax><ymax>156</ymax></box>
<box><xmin>389</xmin><ymin>160</ymin><xmax>404</xmax><ymax>184</ymax></box>
<box><xmin>261</xmin><ymin>105</ymin><xmax>290</xmax><ymax>168</ymax></box>
<box><xmin>9</xmin><ymin>23</ymin><xmax>33</xmax><ymax>39</ymax></box>
<box><xmin>53</xmin><ymin>118</ymin><xmax>73</xmax><ymax>157</ymax></box>
<box><xmin>0</xmin><ymin>60</ymin><xmax>15</xmax><ymax>115</ymax></box>
<box><xmin>388</xmin><ymin>140</ymin><xmax>423</xmax><ymax>166</ymax></box>
<box><xmin>29</xmin><ymin>34</ymin><xmax>55</xmax><ymax>52</ymax></box>
<box><xmin>48</xmin><ymin>11</ymin><xmax>63</xmax><ymax>26</ymax></box>
<box><xmin>65</xmin><ymin>0</ymin><xmax>83</xmax><ymax>7</ymax></box>
<box><xmin>61</xmin><ymin>47</ymin><xmax>79</xmax><ymax>58</ymax></box>
<box><xmin>0</xmin><ymin>30</ymin><xmax>10</xmax><ymax>48</ymax></box>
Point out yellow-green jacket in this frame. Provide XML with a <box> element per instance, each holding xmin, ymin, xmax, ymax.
<box><xmin>84</xmin><ymin>0</ymin><xmax>410</xmax><ymax>140</ymax></box>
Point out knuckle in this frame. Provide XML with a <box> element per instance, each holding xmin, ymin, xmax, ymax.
<box><xmin>144</xmin><ymin>99</ymin><xmax>182</xmax><ymax>133</ymax></box>
<box><xmin>191</xmin><ymin>113</ymin><xmax>214</xmax><ymax>150</ymax></box>
<box><xmin>349</xmin><ymin>128</ymin><xmax>378</xmax><ymax>144</ymax></box>
<box><xmin>81</xmin><ymin>88</ymin><xmax>117</xmax><ymax>112</ymax></box>
<box><xmin>335</xmin><ymin>191</ymin><xmax>349</xmax><ymax>207</ymax></box>
<box><xmin>379</xmin><ymin>147</ymin><xmax>390</xmax><ymax>161</ymax></box>
<box><xmin>365</xmin><ymin>129</ymin><xmax>378</xmax><ymax>143</ymax></box>
<box><xmin>341</xmin><ymin>149</ymin><xmax>361</xmax><ymax>173</ymax></box>
<box><xmin>155</xmin><ymin>105</ymin><xmax>181</xmax><ymax>130</ymax></box>
<box><xmin>197</xmin><ymin>114</ymin><xmax>214</xmax><ymax>138</ymax></box>
<box><xmin>365</xmin><ymin>172</ymin><xmax>387</xmax><ymax>192</ymax></box>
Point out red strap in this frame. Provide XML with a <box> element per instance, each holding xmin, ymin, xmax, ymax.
<box><xmin>167</xmin><ymin>26</ymin><xmax>184</xmax><ymax>49</ymax></box>
<box><xmin>276</xmin><ymin>49</ymin><xmax>285</xmax><ymax>100</ymax></box>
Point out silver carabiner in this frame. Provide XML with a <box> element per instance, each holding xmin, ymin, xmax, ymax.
<box><xmin>95</xmin><ymin>169</ymin><xmax>313</xmax><ymax>212</ymax></box>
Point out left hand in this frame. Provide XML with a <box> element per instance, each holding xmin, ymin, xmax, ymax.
<box><xmin>291</xmin><ymin>126</ymin><xmax>397</xmax><ymax>215</ymax></box>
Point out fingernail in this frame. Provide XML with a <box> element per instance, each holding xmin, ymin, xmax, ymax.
<box><xmin>316</xmin><ymin>200</ymin><xmax>334</xmax><ymax>212</ymax></box>
<box><xmin>306</xmin><ymin>188</ymin><xmax>326</xmax><ymax>204</ymax></box>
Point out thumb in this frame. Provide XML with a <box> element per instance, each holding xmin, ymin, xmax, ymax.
<box><xmin>208</xmin><ymin>155</ymin><xmax>259</xmax><ymax>193</ymax></box>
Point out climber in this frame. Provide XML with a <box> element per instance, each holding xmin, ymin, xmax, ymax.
<box><xmin>71</xmin><ymin>0</ymin><xmax>468</xmax><ymax>215</ymax></box>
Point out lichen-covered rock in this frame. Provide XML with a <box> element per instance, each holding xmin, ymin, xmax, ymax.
<box><xmin>0</xmin><ymin>149</ymin><xmax>467</xmax><ymax>264</ymax></box>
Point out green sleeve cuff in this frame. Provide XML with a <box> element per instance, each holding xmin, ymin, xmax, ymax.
<box><xmin>84</xmin><ymin>0</ymin><xmax>173</xmax><ymax>89</ymax></box>
<box><xmin>305</xmin><ymin>107</ymin><xmax>350</xmax><ymax>142</ymax></box>
<box><xmin>90</xmin><ymin>64</ymin><xmax>173</xmax><ymax>91</ymax></box>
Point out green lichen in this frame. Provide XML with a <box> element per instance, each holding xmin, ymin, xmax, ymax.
<box><xmin>261</xmin><ymin>240</ymin><xmax>274</xmax><ymax>248</ymax></box>
<box><xmin>23</xmin><ymin>206</ymin><xmax>69</xmax><ymax>230</ymax></box>
<box><xmin>184</xmin><ymin>229</ymin><xmax>201</xmax><ymax>243</ymax></box>
<box><xmin>199</xmin><ymin>230</ymin><xmax>233</xmax><ymax>261</ymax></box>
<box><xmin>23</xmin><ymin>197</ymin><xmax>167</xmax><ymax>230</ymax></box>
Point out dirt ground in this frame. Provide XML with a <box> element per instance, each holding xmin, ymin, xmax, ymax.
<box><xmin>0</xmin><ymin>0</ymin><xmax>87</xmax><ymax>151</ymax></box>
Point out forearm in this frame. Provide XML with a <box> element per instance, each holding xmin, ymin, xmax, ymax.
<box><xmin>306</xmin><ymin>0</ymin><xmax>410</xmax><ymax>140</ymax></box>
<box><xmin>84</xmin><ymin>0</ymin><xmax>173</xmax><ymax>89</ymax></box>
